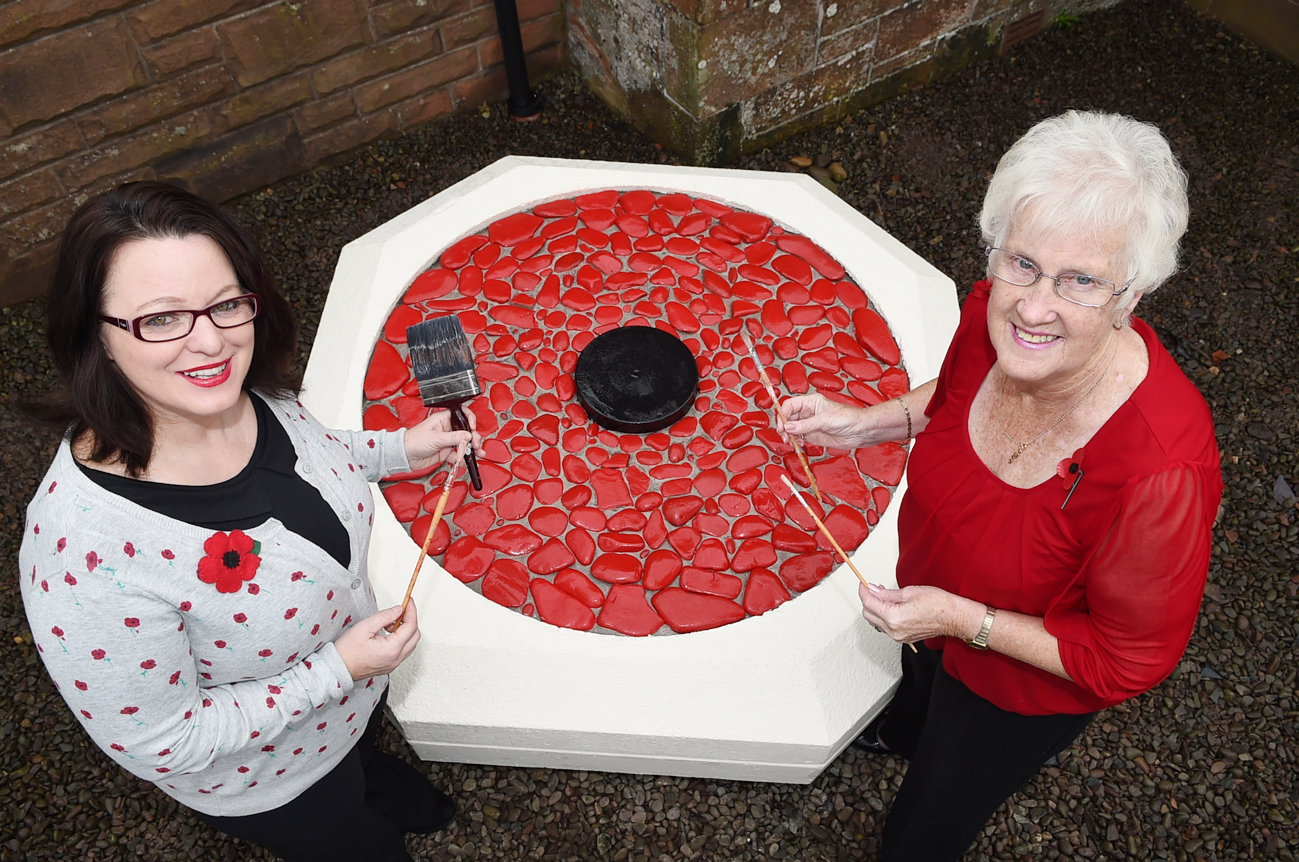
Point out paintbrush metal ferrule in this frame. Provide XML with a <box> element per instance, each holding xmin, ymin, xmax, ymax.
<box><xmin>415</xmin><ymin>371</ymin><xmax>480</xmax><ymax>406</ymax></box>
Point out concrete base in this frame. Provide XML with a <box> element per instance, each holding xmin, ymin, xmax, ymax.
<box><xmin>301</xmin><ymin>156</ymin><xmax>958</xmax><ymax>783</ymax></box>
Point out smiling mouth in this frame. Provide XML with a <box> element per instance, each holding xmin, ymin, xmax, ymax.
<box><xmin>1014</xmin><ymin>324</ymin><xmax>1058</xmax><ymax>345</ymax></box>
<box><xmin>179</xmin><ymin>359</ymin><xmax>230</xmax><ymax>380</ymax></box>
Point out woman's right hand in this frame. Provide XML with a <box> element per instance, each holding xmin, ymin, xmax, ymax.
<box><xmin>334</xmin><ymin>601</ymin><xmax>421</xmax><ymax>681</ymax></box>
<box><xmin>781</xmin><ymin>393</ymin><xmax>880</xmax><ymax>449</ymax></box>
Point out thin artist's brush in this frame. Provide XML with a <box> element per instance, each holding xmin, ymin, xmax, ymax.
<box><xmin>391</xmin><ymin>448</ymin><xmax>465</xmax><ymax>632</ymax></box>
<box><xmin>739</xmin><ymin>330</ymin><xmax>824</xmax><ymax>503</ymax></box>
<box><xmin>781</xmin><ymin>474</ymin><xmax>917</xmax><ymax>652</ymax></box>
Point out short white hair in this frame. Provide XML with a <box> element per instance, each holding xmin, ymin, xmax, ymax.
<box><xmin>979</xmin><ymin>111</ymin><xmax>1189</xmax><ymax>307</ymax></box>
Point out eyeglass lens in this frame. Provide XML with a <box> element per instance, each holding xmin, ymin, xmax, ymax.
<box><xmin>988</xmin><ymin>249</ymin><xmax>1116</xmax><ymax>307</ymax></box>
<box><xmin>137</xmin><ymin>296</ymin><xmax>258</xmax><ymax>341</ymax></box>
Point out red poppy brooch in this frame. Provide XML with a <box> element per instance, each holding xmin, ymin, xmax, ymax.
<box><xmin>198</xmin><ymin>530</ymin><xmax>262</xmax><ymax>593</ymax></box>
<box><xmin>1056</xmin><ymin>448</ymin><xmax>1085</xmax><ymax>511</ymax></box>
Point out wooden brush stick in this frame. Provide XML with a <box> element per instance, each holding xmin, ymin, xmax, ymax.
<box><xmin>739</xmin><ymin>331</ymin><xmax>824</xmax><ymax>503</ymax></box>
<box><xmin>781</xmin><ymin>474</ymin><xmax>917</xmax><ymax>652</ymax></box>
<box><xmin>391</xmin><ymin>448</ymin><xmax>465</xmax><ymax>631</ymax></box>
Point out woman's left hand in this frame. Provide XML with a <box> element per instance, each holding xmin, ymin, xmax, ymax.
<box><xmin>403</xmin><ymin>409</ymin><xmax>483</xmax><ymax>474</ymax></box>
<box><xmin>858</xmin><ymin>582</ymin><xmax>986</xmax><ymax>645</ymax></box>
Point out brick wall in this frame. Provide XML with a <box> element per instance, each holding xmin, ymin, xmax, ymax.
<box><xmin>0</xmin><ymin>0</ymin><xmax>566</xmax><ymax>306</ymax></box>
<box><xmin>567</xmin><ymin>0</ymin><xmax>1120</xmax><ymax>165</ymax></box>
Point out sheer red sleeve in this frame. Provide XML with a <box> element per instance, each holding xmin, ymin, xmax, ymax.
<box><xmin>1047</xmin><ymin>465</ymin><xmax>1216</xmax><ymax>703</ymax></box>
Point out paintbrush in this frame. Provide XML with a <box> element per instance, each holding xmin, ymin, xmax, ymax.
<box><xmin>739</xmin><ymin>331</ymin><xmax>824</xmax><ymax>502</ymax></box>
<box><xmin>390</xmin><ymin>447</ymin><xmax>466</xmax><ymax>632</ymax></box>
<box><xmin>406</xmin><ymin>315</ymin><xmax>483</xmax><ymax>491</ymax></box>
<box><xmin>781</xmin><ymin>474</ymin><xmax>917</xmax><ymax>652</ymax></box>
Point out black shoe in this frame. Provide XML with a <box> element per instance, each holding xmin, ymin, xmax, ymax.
<box><xmin>850</xmin><ymin>710</ymin><xmax>892</xmax><ymax>755</ymax></box>
<box><xmin>364</xmin><ymin>750</ymin><xmax>457</xmax><ymax>834</ymax></box>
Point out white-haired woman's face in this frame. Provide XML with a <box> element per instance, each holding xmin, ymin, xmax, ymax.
<box><xmin>986</xmin><ymin>226</ymin><xmax>1131</xmax><ymax>391</ymax></box>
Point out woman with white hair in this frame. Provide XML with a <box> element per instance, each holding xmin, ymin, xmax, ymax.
<box><xmin>782</xmin><ymin>111</ymin><xmax>1222</xmax><ymax>861</ymax></box>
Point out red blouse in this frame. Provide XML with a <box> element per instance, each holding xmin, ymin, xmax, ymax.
<box><xmin>896</xmin><ymin>280</ymin><xmax>1222</xmax><ymax>716</ymax></box>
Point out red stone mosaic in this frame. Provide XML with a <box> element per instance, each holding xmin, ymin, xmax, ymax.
<box><xmin>364</xmin><ymin>190</ymin><xmax>909</xmax><ymax>636</ymax></box>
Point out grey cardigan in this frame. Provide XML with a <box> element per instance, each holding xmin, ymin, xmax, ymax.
<box><xmin>19</xmin><ymin>395</ymin><xmax>410</xmax><ymax>816</ymax></box>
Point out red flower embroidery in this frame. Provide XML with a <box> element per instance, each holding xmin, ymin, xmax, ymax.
<box><xmin>197</xmin><ymin>530</ymin><xmax>261</xmax><ymax>594</ymax></box>
<box><xmin>124</xmin><ymin>542</ymin><xmax>135</xmax><ymax>557</ymax></box>
<box><xmin>1056</xmin><ymin>447</ymin><xmax>1086</xmax><ymax>510</ymax></box>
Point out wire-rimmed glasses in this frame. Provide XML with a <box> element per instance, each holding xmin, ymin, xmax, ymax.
<box><xmin>986</xmin><ymin>248</ymin><xmax>1129</xmax><ymax>308</ymax></box>
<box><xmin>100</xmin><ymin>294</ymin><xmax>260</xmax><ymax>343</ymax></box>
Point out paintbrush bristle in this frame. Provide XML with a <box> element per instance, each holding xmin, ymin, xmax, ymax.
<box><xmin>406</xmin><ymin>315</ymin><xmax>481</xmax><ymax>406</ymax></box>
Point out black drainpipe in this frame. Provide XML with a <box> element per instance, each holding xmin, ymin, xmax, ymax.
<box><xmin>492</xmin><ymin>0</ymin><xmax>544</xmax><ymax>120</ymax></box>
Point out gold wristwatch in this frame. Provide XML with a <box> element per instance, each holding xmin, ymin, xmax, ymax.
<box><xmin>966</xmin><ymin>606</ymin><xmax>996</xmax><ymax>651</ymax></box>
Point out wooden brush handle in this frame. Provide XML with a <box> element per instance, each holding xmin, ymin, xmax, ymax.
<box><xmin>449</xmin><ymin>406</ymin><xmax>482</xmax><ymax>491</ymax></box>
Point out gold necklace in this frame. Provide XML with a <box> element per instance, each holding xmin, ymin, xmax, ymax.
<box><xmin>995</xmin><ymin>369</ymin><xmax>1106</xmax><ymax>464</ymax></box>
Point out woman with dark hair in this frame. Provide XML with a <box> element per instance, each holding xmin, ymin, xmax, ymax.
<box><xmin>19</xmin><ymin>181</ymin><xmax>481</xmax><ymax>862</ymax></box>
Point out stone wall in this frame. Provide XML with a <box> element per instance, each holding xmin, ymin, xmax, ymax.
<box><xmin>0</xmin><ymin>0</ymin><xmax>566</xmax><ymax>306</ymax></box>
<box><xmin>566</xmin><ymin>0</ymin><xmax>1120</xmax><ymax>166</ymax></box>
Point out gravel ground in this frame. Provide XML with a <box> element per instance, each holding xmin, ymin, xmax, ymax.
<box><xmin>2</xmin><ymin>0</ymin><xmax>1297</xmax><ymax>859</ymax></box>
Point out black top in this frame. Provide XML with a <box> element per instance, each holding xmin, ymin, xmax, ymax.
<box><xmin>77</xmin><ymin>395</ymin><xmax>351</xmax><ymax>569</ymax></box>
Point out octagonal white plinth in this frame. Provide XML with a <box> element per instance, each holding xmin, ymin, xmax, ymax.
<box><xmin>301</xmin><ymin>156</ymin><xmax>958</xmax><ymax>783</ymax></box>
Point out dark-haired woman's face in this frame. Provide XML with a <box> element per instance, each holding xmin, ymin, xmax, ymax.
<box><xmin>100</xmin><ymin>235</ymin><xmax>255</xmax><ymax>430</ymax></box>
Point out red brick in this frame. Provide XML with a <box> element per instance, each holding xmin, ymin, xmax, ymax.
<box><xmin>441</xmin><ymin>5</ymin><xmax>497</xmax><ymax>50</ymax></box>
<box><xmin>822</xmin><ymin>0</ymin><xmax>899</xmax><ymax>36</ymax></box>
<box><xmin>218</xmin><ymin>0</ymin><xmax>370</xmax><ymax>88</ymax></box>
<box><xmin>155</xmin><ymin>115</ymin><xmax>307</xmax><ymax>202</ymax></box>
<box><xmin>57</xmin><ymin>109</ymin><xmax>215</xmax><ymax>187</ymax></box>
<box><xmin>478</xmin><ymin>13</ymin><xmax>563</xmax><ymax>68</ymax></box>
<box><xmin>77</xmin><ymin>67</ymin><xmax>238</xmax><ymax>146</ymax></box>
<box><xmin>293</xmin><ymin>92</ymin><xmax>356</xmax><ymax>133</ymax></box>
<box><xmin>872</xmin><ymin>41</ymin><xmax>928</xmax><ymax>78</ymax></box>
<box><xmin>451</xmin><ymin>67</ymin><xmax>508</xmax><ymax>110</ymax></box>
<box><xmin>370</xmin><ymin>0</ymin><xmax>473</xmax><ymax>39</ymax></box>
<box><xmin>212</xmin><ymin>74</ymin><xmax>313</xmax><ymax>133</ymax></box>
<box><xmin>393</xmin><ymin>87</ymin><xmax>454</xmax><ymax>129</ymax></box>
<box><xmin>516</xmin><ymin>0</ymin><xmax>562</xmax><ymax>23</ymax></box>
<box><xmin>0</xmin><ymin>167</ymin><xmax>64</xmax><ymax>218</ymax></box>
<box><xmin>749</xmin><ymin>46</ymin><xmax>871</xmax><ymax>134</ymax></box>
<box><xmin>141</xmin><ymin>27</ymin><xmax>224</xmax><ymax>78</ymax></box>
<box><xmin>698</xmin><ymin>0</ymin><xmax>818</xmax><ymax>113</ymax></box>
<box><xmin>0</xmin><ymin>17</ymin><xmax>148</xmax><ymax>129</ymax></box>
<box><xmin>0</xmin><ymin>241</ymin><xmax>58</xmax><ymax>307</ymax></box>
<box><xmin>876</xmin><ymin>0</ymin><xmax>972</xmax><ymax>61</ymax></box>
<box><xmin>355</xmin><ymin>46</ymin><xmax>478</xmax><ymax>113</ymax></box>
<box><xmin>303</xmin><ymin>110</ymin><xmax>394</xmax><ymax>165</ymax></box>
<box><xmin>0</xmin><ymin>121</ymin><xmax>85</xmax><ymax>183</ymax></box>
<box><xmin>819</xmin><ymin>19</ymin><xmax>879</xmax><ymax>64</ymax></box>
<box><xmin>126</xmin><ymin>0</ymin><xmax>263</xmax><ymax>43</ymax></box>
<box><xmin>312</xmin><ymin>29</ymin><xmax>444</xmax><ymax>96</ymax></box>
<box><xmin>0</xmin><ymin>0</ymin><xmax>137</xmax><ymax>49</ymax></box>
<box><xmin>0</xmin><ymin>194</ymin><xmax>82</xmax><ymax>247</ymax></box>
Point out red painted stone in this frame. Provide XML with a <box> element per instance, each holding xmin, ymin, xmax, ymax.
<box><xmin>528</xmin><ymin>538</ymin><xmax>576</xmax><ymax>575</ymax></box>
<box><xmin>731</xmin><ymin>538</ymin><xmax>777</xmax><ymax>572</ymax></box>
<box><xmin>411</xmin><ymin>514</ymin><xmax>451</xmax><ymax>556</ymax></box>
<box><xmin>663</xmin><ymin>496</ymin><xmax>705</xmax><ymax>526</ymax></box>
<box><xmin>363</xmin><ymin>404</ymin><xmax>401</xmax><ymax>433</ymax></box>
<box><xmin>872</xmin><ymin>485</ymin><xmax>891</xmax><ymax>515</ymax></box>
<box><xmin>718</xmin><ymin>493</ymin><xmax>751</xmax><ymax>517</ymax></box>
<box><xmin>842</xmin><ymin>355</ymin><xmax>883</xmax><ymax>381</ymax></box>
<box><xmin>773</xmin><ymin>234</ymin><xmax>846</xmax><ymax>280</ymax></box>
<box><xmin>879</xmin><ymin>367</ymin><xmax>910</xmax><ymax>398</ymax></box>
<box><xmin>771</xmin><ymin>254</ymin><xmax>813</xmax><ymax>285</ymax></box>
<box><xmin>814</xmin><ymin>505</ymin><xmax>869</xmax><ymax>554</ymax></box>
<box><xmin>560</xmin><ymin>486</ymin><xmax>592</xmax><ymax>510</ymax></box>
<box><xmin>443</xmin><ymin>536</ymin><xmax>495</xmax><ymax>583</ymax></box>
<box><xmin>772</xmin><ymin>524</ymin><xmax>817</xmax><ymax>553</ymax></box>
<box><xmin>565</xmin><ymin>528</ymin><xmax>597</xmax><ymax>566</ymax></box>
<box><xmin>808</xmin><ymin>371</ymin><xmax>844</xmax><ymax>392</ymax></box>
<box><xmin>680</xmin><ymin>567</ymin><xmax>743</xmax><ymax>599</ymax></box>
<box><xmin>636</xmin><ymin>491</ymin><xmax>664</xmax><ymax>511</ymax></box>
<box><xmin>719</xmin><ymin>211</ymin><xmax>772</xmax><ymax>242</ymax></box>
<box><xmin>695</xmin><ymin>513</ymin><xmax>731</xmax><ymax>537</ymax></box>
<box><xmin>752</xmin><ymin>488</ymin><xmax>786</xmax><ymax>523</ymax></box>
<box><xmin>440</xmin><ymin>235</ymin><xmax>489</xmax><ymax>269</ymax></box>
<box><xmin>652</xmin><ymin>588</ymin><xmax>746</xmax><ymax>633</ymax></box>
<box><xmin>659</xmin><ymin>478</ymin><xmax>693</xmax><ymax>498</ymax></box>
<box><xmin>693</xmin><ymin>538</ymin><xmax>730</xmax><ymax>570</ymax></box>
<box><xmin>731</xmin><ymin>515</ymin><xmax>774</xmax><ymax>539</ymax></box>
<box><xmin>743</xmin><ymin>569</ymin><xmax>792</xmax><ymax>616</ymax></box>
<box><xmin>666</xmin><ymin>526</ymin><xmax>703</xmax><ymax>559</ymax></box>
<box><xmin>511</xmin><ymin>453</ymin><xmax>543</xmax><ymax>482</ymax></box>
<box><xmin>607</xmin><ymin>509</ymin><xmax>648</xmax><ymax>532</ymax></box>
<box><xmin>855</xmin><ymin>442</ymin><xmax>908</xmax><ymax>485</ymax></box>
<box><xmin>529</xmin><ymin>506</ymin><xmax>569</xmax><ymax>537</ymax></box>
<box><xmin>483</xmin><ymin>525</ymin><xmax>544</xmax><ymax>555</ymax></box>
<box><xmin>591</xmin><ymin>553</ymin><xmax>642</xmax><ymax>584</ymax></box>
<box><xmin>495</xmin><ymin>485</ymin><xmax>535</xmax><ymax>521</ymax></box>
<box><xmin>555</xmin><ymin>569</ymin><xmax>605</xmax><ymax>607</ymax></box>
<box><xmin>644</xmin><ymin>510</ymin><xmax>668</xmax><ymax>548</ymax></box>
<box><xmin>590</xmin><ymin>467</ymin><xmax>633</xmax><ymax>509</ymax></box>
<box><xmin>779</xmin><ymin>552</ymin><xmax>836</xmax><ymax>592</ymax></box>
<box><xmin>642</xmin><ymin>550</ymin><xmax>683</xmax><ymax>590</ymax></box>
<box><xmin>597</xmin><ymin>532</ymin><xmax>645</xmax><ymax>553</ymax></box>
<box><xmin>720</xmin><ymin>426</ymin><xmax>754</xmax><ymax>449</ymax></box>
<box><xmin>853</xmin><ymin>308</ymin><xmax>901</xmax><ymax>365</ymax></box>
<box><xmin>569</xmin><ymin>506</ymin><xmax>608</xmax><ymax>532</ymax></box>
<box><xmin>760</xmin><ymin>300</ymin><xmax>793</xmax><ymax>337</ymax></box>
<box><xmin>482</xmin><ymin>560</ymin><xmax>530</xmax><ymax>607</ymax></box>
<box><xmin>531</xmin><ymin>578</ymin><xmax>595</xmax><ymax>630</ymax></box>
<box><xmin>727</xmin><ymin>468</ymin><xmax>762</xmax><ymax>494</ymax></box>
<box><xmin>364</xmin><ymin>341</ymin><xmax>408</xmax><ymax>400</ymax></box>
<box><xmin>810</xmin><ymin>455</ymin><xmax>872</xmax><ymax>509</ymax></box>
<box><xmin>725</xmin><ymin>446</ymin><xmax>768</xmax><ymax>473</ymax></box>
<box><xmin>692</xmin><ymin>468</ymin><xmax>727</xmax><ymax>497</ymax></box>
<box><xmin>453</xmin><ymin>501</ymin><xmax>496</xmax><ymax>536</ymax></box>
<box><xmin>597</xmin><ymin>585</ymin><xmax>663</xmax><ymax>636</ymax></box>
<box><xmin>562</xmin><ymin>455</ymin><xmax>591</xmax><ymax>484</ymax></box>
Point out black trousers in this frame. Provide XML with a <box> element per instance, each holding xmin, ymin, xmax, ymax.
<box><xmin>199</xmin><ymin>688</ymin><xmax>412</xmax><ymax>862</ymax></box>
<box><xmin>877</xmin><ymin>644</ymin><xmax>1095</xmax><ymax>862</ymax></box>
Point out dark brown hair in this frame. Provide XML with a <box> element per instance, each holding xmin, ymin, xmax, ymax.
<box><xmin>28</xmin><ymin>181</ymin><xmax>299</xmax><ymax>476</ymax></box>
